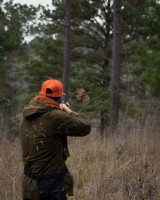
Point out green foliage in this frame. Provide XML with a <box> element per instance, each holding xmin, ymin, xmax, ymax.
<box><xmin>121</xmin><ymin>0</ymin><xmax>160</xmax><ymax>112</ymax></box>
<box><xmin>139</xmin><ymin>46</ymin><xmax>160</xmax><ymax>98</ymax></box>
<box><xmin>22</xmin><ymin>0</ymin><xmax>160</xmax><ymax>119</ymax></box>
<box><xmin>23</xmin><ymin>0</ymin><xmax>112</xmax><ymax>118</ymax></box>
<box><xmin>1</xmin><ymin>0</ymin><xmax>160</xmax><ymax>135</ymax></box>
<box><xmin>0</xmin><ymin>1</ymin><xmax>38</xmax><ymax>134</ymax></box>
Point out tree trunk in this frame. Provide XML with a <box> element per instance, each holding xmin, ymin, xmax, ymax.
<box><xmin>100</xmin><ymin>0</ymin><xmax>112</xmax><ymax>137</ymax></box>
<box><xmin>109</xmin><ymin>0</ymin><xmax>122</xmax><ymax>132</ymax></box>
<box><xmin>62</xmin><ymin>0</ymin><xmax>71</xmax><ymax>101</ymax></box>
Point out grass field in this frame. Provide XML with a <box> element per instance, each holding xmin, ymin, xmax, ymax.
<box><xmin>0</xmin><ymin>117</ymin><xmax>160</xmax><ymax>200</ymax></box>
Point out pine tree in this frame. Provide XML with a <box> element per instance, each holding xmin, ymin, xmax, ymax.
<box><xmin>109</xmin><ymin>0</ymin><xmax>122</xmax><ymax>132</ymax></box>
<box><xmin>0</xmin><ymin>1</ymin><xmax>37</xmax><ymax>133</ymax></box>
<box><xmin>62</xmin><ymin>0</ymin><xmax>71</xmax><ymax>101</ymax></box>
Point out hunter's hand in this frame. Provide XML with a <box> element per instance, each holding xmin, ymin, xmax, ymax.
<box><xmin>60</xmin><ymin>103</ymin><xmax>72</xmax><ymax>114</ymax></box>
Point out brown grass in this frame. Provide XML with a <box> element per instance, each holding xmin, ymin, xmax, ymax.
<box><xmin>0</xmin><ymin>117</ymin><xmax>160</xmax><ymax>200</ymax></box>
<box><xmin>0</xmin><ymin>131</ymin><xmax>22</xmax><ymax>200</ymax></box>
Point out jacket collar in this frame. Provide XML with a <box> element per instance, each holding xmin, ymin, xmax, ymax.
<box><xmin>34</xmin><ymin>95</ymin><xmax>60</xmax><ymax>110</ymax></box>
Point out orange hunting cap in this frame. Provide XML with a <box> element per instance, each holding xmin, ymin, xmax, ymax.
<box><xmin>40</xmin><ymin>79</ymin><xmax>64</xmax><ymax>97</ymax></box>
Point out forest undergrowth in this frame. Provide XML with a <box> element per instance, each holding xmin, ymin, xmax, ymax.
<box><xmin>0</xmin><ymin>116</ymin><xmax>160</xmax><ymax>200</ymax></box>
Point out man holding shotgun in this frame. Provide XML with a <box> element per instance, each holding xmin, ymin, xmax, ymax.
<box><xmin>19</xmin><ymin>79</ymin><xmax>91</xmax><ymax>200</ymax></box>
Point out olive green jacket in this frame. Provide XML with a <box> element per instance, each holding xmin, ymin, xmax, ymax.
<box><xmin>19</xmin><ymin>97</ymin><xmax>91</xmax><ymax>199</ymax></box>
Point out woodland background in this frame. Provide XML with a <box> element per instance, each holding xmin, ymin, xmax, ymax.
<box><xmin>0</xmin><ymin>0</ymin><xmax>160</xmax><ymax>135</ymax></box>
<box><xmin>0</xmin><ymin>0</ymin><xmax>160</xmax><ymax>199</ymax></box>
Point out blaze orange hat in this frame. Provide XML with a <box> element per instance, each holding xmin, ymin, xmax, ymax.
<box><xmin>40</xmin><ymin>79</ymin><xmax>64</xmax><ymax>97</ymax></box>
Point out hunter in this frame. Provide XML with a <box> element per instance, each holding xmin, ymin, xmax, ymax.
<box><xmin>19</xmin><ymin>79</ymin><xmax>91</xmax><ymax>200</ymax></box>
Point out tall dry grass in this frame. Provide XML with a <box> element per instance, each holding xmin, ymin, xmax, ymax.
<box><xmin>0</xmin><ymin>116</ymin><xmax>160</xmax><ymax>200</ymax></box>
<box><xmin>0</xmin><ymin>129</ymin><xmax>22</xmax><ymax>200</ymax></box>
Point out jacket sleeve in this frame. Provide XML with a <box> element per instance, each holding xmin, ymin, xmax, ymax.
<box><xmin>50</xmin><ymin>110</ymin><xmax>91</xmax><ymax>136</ymax></box>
